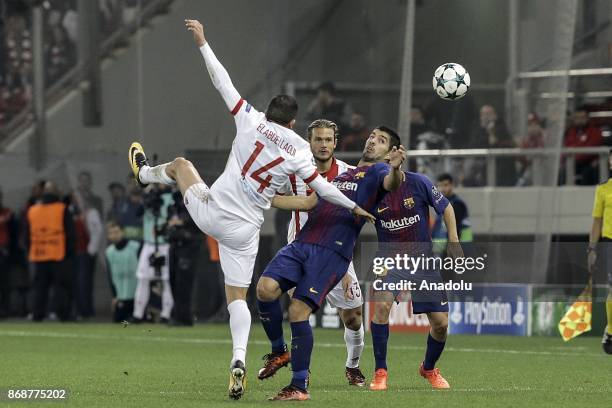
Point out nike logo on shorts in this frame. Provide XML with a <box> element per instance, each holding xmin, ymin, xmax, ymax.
<box><xmin>309</xmin><ymin>287</ymin><xmax>319</xmax><ymax>294</ymax></box>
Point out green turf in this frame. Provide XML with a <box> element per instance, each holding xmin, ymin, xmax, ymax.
<box><xmin>0</xmin><ymin>322</ymin><xmax>610</xmax><ymax>407</ymax></box>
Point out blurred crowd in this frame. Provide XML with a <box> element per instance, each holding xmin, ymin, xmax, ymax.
<box><xmin>0</xmin><ymin>171</ymin><xmax>223</xmax><ymax>326</ymax></box>
<box><xmin>316</xmin><ymin>81</ymin><xmax>612</xmax><ymax>186</ymax></box>
<box><xmin>0</xmin><ymin>0</ymin><xmax>157</xmax><ymax>126</ymax></box>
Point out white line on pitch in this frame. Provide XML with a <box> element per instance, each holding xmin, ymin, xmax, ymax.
<box><xmin>0</xmin><ymin>330</ymin><xmax>601</xmax><ymax>358</ymax></box>
<box><xmin>319</xmin><ymin>387</ymin><xmax>611</xmax><ymax>393</ymax></box>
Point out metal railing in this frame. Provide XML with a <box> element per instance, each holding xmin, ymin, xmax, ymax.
<box><xmin>336</xmin><ymin>146</ymin><xmax>610</xmax><ymax>187</ymax></box>
<box><xmin>517</xmin><ymin>67</ymin><xmax>612</xmax><ymax>80</ymax></box>
<box><xmin>284</xmin><ymin>80</ymin><xmax>505</xmax><ymax>95</ymax></box>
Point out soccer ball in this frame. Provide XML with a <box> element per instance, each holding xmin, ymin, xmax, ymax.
<box><xmin>432</xmin><ymin>63</ymin><xmax>470</xmax><ymax>100</ymax></box>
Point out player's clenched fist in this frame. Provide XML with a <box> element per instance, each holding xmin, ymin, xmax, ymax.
<box><xmin>185</xmin><ymin>19</ymin><xmax>206</xmax><ymax>47</ymax></box>
<box><xmin>388</xmin><ymin>145</ymin><xmax>406</xmax><ymax>169</ymax></box>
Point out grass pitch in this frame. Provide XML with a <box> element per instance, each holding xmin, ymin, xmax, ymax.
<box><xmin>0</xmin><ymin>322</ymin><xmax>609</xmax><ymax>407</ymax></box>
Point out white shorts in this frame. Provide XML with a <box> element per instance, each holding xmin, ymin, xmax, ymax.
<box><xmin>326</xmin><ymin>261</ymin><xmax>364</xmax><ymax>310</ymax></box>
<box><xmin>184</xmin><ymin>182</ymin><xmax>260</xmax><ymax>288</ymax></box>
<box><xmin>136</xmin><ymin>242</ymin><xmax>170</xmax><ymax>280</ymax></box>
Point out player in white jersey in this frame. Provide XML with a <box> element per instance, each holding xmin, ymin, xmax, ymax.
<box><xmin>128</xmin><ymin>19</ymin><xmax>375</xmax><ymax>400</ymax></box>
<box><xmin>256</xmin><ymin>119</ymin><xmax>367</xmax><ymax>386</ymax></box>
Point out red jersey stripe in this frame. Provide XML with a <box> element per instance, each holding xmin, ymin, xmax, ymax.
<box><xmin>289</xmin><ymin>174</ymin><xmax>300</xmax><ymax>234</ymax></box>
<box><xmin>303</xmin><ymin>171</ymin><xmax>319</xmax><ymax>184</ymax></box>
<box><xmin>230</xmin><ymin>98</ymin><xmax>244</xmax><ymax>115</ymax></box>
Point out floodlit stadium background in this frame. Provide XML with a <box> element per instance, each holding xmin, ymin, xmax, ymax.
<box><xmin>0</xmin><ymin>0</ymin><xmax>610</xmax><ymax>335</ymax></box>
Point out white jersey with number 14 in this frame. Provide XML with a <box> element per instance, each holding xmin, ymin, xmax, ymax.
<box><xmin>209</xmin><ymin>99</ymin><xmax>319</xmax><ymax>227</ymax></box>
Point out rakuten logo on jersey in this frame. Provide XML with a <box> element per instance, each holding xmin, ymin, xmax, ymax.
<box><xmin>332</xmin><ymin>181</ymin><xmax>357</xmax><ymax>191</ymax></box>
<box><xmin>380</xmin><ymin>214</ymin><xmax>421</xmax><ymax>231</ymax></box>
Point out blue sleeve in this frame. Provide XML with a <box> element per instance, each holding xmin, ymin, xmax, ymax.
<box><xmin>420</xmin><ymin>174</ymin><xmax>449</xmax><ymax>214</ymax></box>
<box><xmin>372</xmin><ymin>163</ymin><xmax>390</xmax><ymax>186</ymax></box>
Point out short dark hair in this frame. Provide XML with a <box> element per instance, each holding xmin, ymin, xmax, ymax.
<box><xmin>265</xmin><ymin>95</ymin><xmax>298</xmax><ymax>125</ymax></box>
<box><xmin>374</xmin><ymin>125</ymin><xmax>401</xmax><ymax>151</ymax></box>
<box><xmin>307</xmin><ymin>119</ymin><xmax>339</xmax><ymax>139</ymax></box>
<box><xmin>437</xmin><ymin>173</ymin><xmax>453</xmax><ymax>183</ymax></box>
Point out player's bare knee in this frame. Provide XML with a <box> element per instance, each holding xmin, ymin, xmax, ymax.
<box><xmin>288</xmin><ymin>300</ymin><xmax>311</xmax><ymax>322</ymax></box>
<box><xmin>225</xmin><ymin>285</ymin><xmax>248</xmax><ymax>304</ymax></box>
<box><xmin>169</xmin><ymin>157</ymin><xmax>195</xmax><ymax>180</ymax></box>
<box><xmin>165</xmin><ymin>157</ymin><xmax>184</xmax><ymax>178</ymax></box>
<box><xmin>341</xmin><ymin>308</ymin><xmax>362</xmax><ymax>331</ymax></box>
<box><xmin>172</xmin><ymin>156</ymin><xmax>193</xmax><ymax>171</ymax></box>
<box><xmin>432</xmin><ymin>322</ymin><xmax>448</xmax><ymax>339</ymax></box>
<box><xmin>373</xmin><ymin>302</ymin><xmax>391</xmax><ymax>324</ymax></box>
<box><xmin>256</xmin><ymin>278</ymin><xmax>280</xmax><ymax>301</ymax></box>
<box><xmin>429</xmin><ymin>314</ymin><xmax>449</xmax><ymax>339</ymax></box>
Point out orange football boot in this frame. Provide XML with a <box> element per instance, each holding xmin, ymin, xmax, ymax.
<box><xmin>419</xmin><ymin>362</ymin><xmax>450</xmax><ymax>389</ymax></box>
<box><xmin>258</xmin><ymin>349</ymin><xmax>291</xmax><ymax>380</ymax></box>
<box><xmin>369</xmin><ymin>368</ymin><xmax>388</xmax><ymax>391</ymax></box>
<box><xmin>268</xmin><ymin>385</ymin><xmax>310</xmax><ymax>401</ymax></box>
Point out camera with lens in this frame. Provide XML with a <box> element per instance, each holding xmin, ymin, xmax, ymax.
<box><xmin>149</xmin><ymin>250</ymin><xmax>166</xmax><ymax>271</ymax></box>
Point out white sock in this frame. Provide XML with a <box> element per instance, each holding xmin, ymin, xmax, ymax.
<box><xmin>139</xmin><ymin>163</ymin><xmax>175</xmax><ymax>185</ymax></box>
<box><xmin>133</xmin><ymin>278</ymin><xmax>150</xmax><ymax>319</ymax></box>
<box><xmin>160</xmin><ymin>281</ymin><xmax>174</xmax><ymax>319</ymax></box>
<box><xmin>344</xmin><ymin>325</ymin><xmax>365</xmax><ymax>368</ymax></box>
<box><xmin>227</xmin><ymin>299</ymin><xmax>251</xmax><ymax>367</ymax></box>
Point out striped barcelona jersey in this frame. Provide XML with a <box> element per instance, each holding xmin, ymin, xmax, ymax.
<box><xmin>281</xmin><ymin>157</ymin><xmax>354</xmax><ymax>243</ymax></box>
<box><xmin>296</xmin><ymin>162</ymin><xmax>390</xmax><ymax>259</ymax></box>
<box><xmin>375</xmin><ymin>172</ymin><xmax>449</xmax><ymax>256</ymax></box>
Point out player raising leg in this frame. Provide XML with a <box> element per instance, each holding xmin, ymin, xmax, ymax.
<box><xmin>129</xmin><ymin>18</ymin><xmax>372</xmax><ymax>400</ymax></box>
<box><xmin>257</xmin><ymin>119</ymin><xmax>366</xmax><ymax>386</ymax></box>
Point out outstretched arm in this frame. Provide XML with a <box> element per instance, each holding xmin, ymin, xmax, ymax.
<box><xmin>307</xmin><ymin>175</ymin><xmax>356</xmax><ymax>210</ymax></box>
<box><xmin>185</xmin><ymin>19</ymin><xmax>242</xmax><ymax>112</ymax></box>
<box><xmin>272</xmin><ymin>194</ymin><xmax>318</xmax><ymax>211</ymax></box>
<box><xmin>308</xmin><ymin>175</ymin><xmax>376</xmax><ymax>223</ymax></box>
<box><xmin>383</xmin><ymin>145</ymin><xmax>407</xmax><ymax>192</ymax></box>
<box><xmin>273</xmin><ymin>189</ymin><xmax>375</xmax><ymax>223</ymax></box>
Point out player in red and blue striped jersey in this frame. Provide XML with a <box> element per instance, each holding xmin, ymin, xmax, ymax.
<box><xmin>369</xmin><ymin>169</ymin><xmax>462</xmax><ymax>391</ymax></box>
<box><xmin>256</xmin><ymin>126</ymin><xmax>406</xmax><ymax>401</ymax></box>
